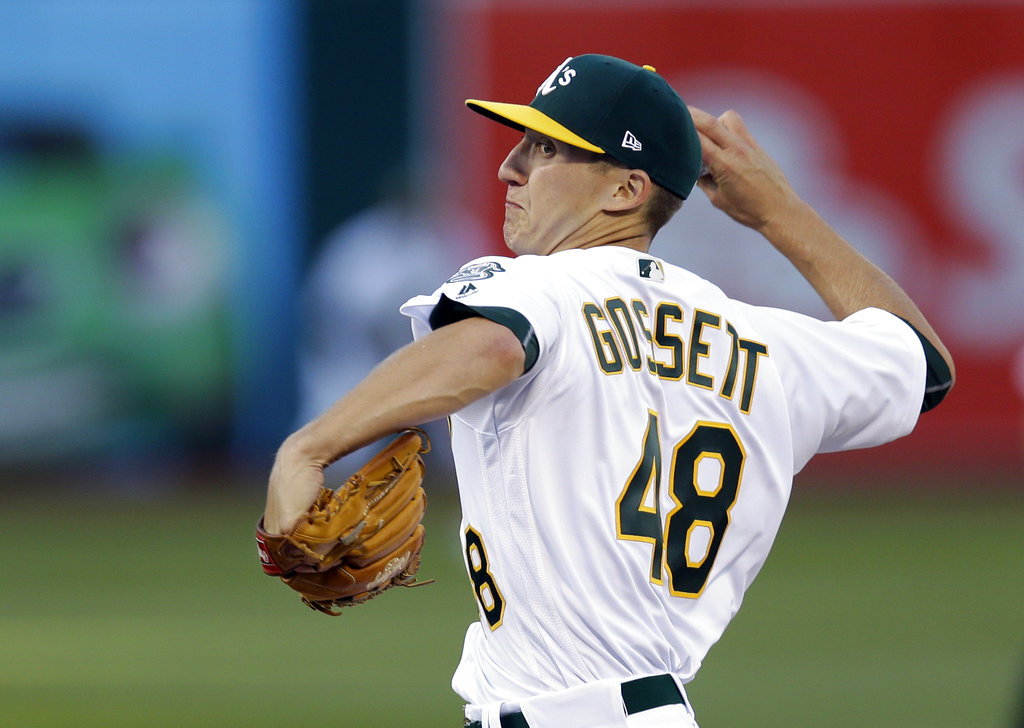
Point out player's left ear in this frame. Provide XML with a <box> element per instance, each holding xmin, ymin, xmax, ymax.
<box><xmin>605</xmin><ymin>169</ymin><xmax>652</xmax><ymax>213</ymax></box>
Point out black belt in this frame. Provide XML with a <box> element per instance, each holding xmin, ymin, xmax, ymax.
<box><xmin>465</xmin><ymin>674</ymin><xmax>685</xmax><ymax>728</ymax></box>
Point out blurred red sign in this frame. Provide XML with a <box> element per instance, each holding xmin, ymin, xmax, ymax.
<box><xmin>436</xmin><ymin>2</ymin><xmax>1024</xmax><ymax>478</ymax></box>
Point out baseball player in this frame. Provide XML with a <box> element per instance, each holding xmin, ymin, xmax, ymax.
<box><xmin>263</xmin><ymin>54</ymin><xmax>954</xmax><ymax>727</ymax></box>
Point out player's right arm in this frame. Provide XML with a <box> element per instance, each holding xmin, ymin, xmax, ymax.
<box><xmin>688</xmin><ymin>105</ymin><xmax>955</xmax><ymax>395</ymax></box>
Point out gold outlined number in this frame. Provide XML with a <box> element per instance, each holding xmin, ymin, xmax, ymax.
<box><xmin>616</xmin><ymin>412</ymin><xmax>745</xmax><ymax>597</ymax></box>
<box><xmin>464</xmin><ymin>526</ymin><xmax>505</xmax><ymax>630</ymax></box>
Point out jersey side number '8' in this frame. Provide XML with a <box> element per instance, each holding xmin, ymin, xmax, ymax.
<box><xmin>464</xmin><ymin>525</ymin><xmax>505</xmax><ymax>630</ymax></box>
<box><xmin>617</xmin><ymin>411</ymin><xmax>745</xmax><ymax>597</ymax></box>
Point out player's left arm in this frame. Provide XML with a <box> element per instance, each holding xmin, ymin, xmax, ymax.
<box><xmin>263</xmin><ymin>316</ymin><xmax>525</xmax><ymax>534</ymax></box>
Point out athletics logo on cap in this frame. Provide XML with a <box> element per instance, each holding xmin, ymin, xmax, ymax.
<box><xmin>537</xmin><ymin>57</ymin><xmax>577</xmax><ymax>96</ymax></box>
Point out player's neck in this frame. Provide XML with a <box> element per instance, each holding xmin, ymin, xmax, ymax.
<box><xmin>572</xmin><ymin>230</ymin><xmax>652</xmax><ymax>254</ymax></box>
<box><xmin>551</xmin><ymin>216</ymin><xmax>652</xmax><ymax>254</ymax></box>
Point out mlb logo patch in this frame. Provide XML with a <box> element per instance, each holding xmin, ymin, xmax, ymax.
<box><xmin>638</xmin><ymin>258</ymin><xmax>664</xmax><ymax>281</ymax></box>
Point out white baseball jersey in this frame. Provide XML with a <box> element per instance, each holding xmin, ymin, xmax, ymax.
<box><xmin>400</xmin><ymin>245</ymin><xmax>926</xmax><ymax>708</ymax></box>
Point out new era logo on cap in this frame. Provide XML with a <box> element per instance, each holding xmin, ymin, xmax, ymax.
<box><xmin>621</xmin><ymin>131</ymin><xmax>642</xmax><ymax>151</ymax></box>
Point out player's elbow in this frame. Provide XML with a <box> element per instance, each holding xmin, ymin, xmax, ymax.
<box><xmin>477</xmin><ymin>321</ymin><xmax>527</xmax><ymax>389</ymax></box>
<box><xmin>437</xmin><ymin>317</ymin><xmax>526</xmax><ymax>408</ymax></box>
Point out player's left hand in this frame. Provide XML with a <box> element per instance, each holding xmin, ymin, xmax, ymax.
<box><xmin>257</xmin><ymin>428</ymin><xmax>432</xmax><ymax>615</ymax></box>
<box><xmin>263</xmin><ymin>439</ymin><xmax>327</xmax><ymax>535</ymax></box>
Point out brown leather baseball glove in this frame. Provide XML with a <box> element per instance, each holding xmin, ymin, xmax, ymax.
<box><xmin>256</xmin><ymin>429</ymin><xmax>431</xmax><ymax>615</ymax></box>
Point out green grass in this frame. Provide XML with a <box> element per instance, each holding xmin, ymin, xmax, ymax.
<box><xmin>686</xmin><ymin>489</ymin><xmax>1024</xmax><ymax>727</ymax></box>
<box><xmin>0</xmin><ymin>484</ymin><xmax>1021</xmax><ymax>727</ymax></box>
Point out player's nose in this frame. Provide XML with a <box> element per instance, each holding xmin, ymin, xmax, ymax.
<box><xmin>498</xmin><ymin>138</ymin><xmax>528</xmax><ymax>186</ymax></box>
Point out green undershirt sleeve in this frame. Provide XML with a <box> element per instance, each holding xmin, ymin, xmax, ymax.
<box><xmin>428</xmin><ymin>294</ymin><xmax>540</xmax><ymax>372</ymax></box>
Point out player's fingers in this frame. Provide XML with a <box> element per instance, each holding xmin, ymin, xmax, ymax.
<box><xmin>717</xmin><ymin>109</ymin><xmax>744</xmax><ymax>131</ymax></box>
<box><xmin>695</xmin><ymin>173</ymin><xmax>718</xmax><ymax>197</ymax></box>
<box><xmin>693</xmin><ymin>126</ymin><xmax>727</xmax><ymax>186</ymax></box>
<box><xmin>687</xmin><ymin>105</ymin><xmax>727</xmax><ymax>152</ymax></box>
<box><xmin>718</xmin><ymin>109</ymin><xmax>761</xmax><ymax>151</ymax></box>
<box><xmin>692</xmin><ymin>131</ymin><xmax>720</xmax><ymax>196</ymax></box>
<box><xmin>692</xmin><ymin>130</ymin><xmax>716</xmax><ymax>176</ymax></box>
<box><xmin>693</xmin><ymin>128</ymin><xmax>716</xmax><ymax>163</ymax></box>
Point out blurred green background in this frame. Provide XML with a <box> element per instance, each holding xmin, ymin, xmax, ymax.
<box><xmin>2</xmin><ymin>482</ymin><xmax>1022</xmax><ymax>728</ymax></box>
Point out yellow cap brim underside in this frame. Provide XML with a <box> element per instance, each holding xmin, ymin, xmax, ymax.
<box><xmin>466</xmin><ymin>99</ymin><xmax>605</xmax><ymax>154</ymax></box>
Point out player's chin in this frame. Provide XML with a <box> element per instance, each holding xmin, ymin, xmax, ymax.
<box><xmin>502</xmin><ymin>222</ymin><xmax>525</xmax><ymax>254</ymax></box>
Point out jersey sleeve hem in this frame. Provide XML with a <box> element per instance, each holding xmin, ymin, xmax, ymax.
<box><xmin>895</xmin><ymin>317</ymin><xmax>953</xmax><ymax>412</ymax></box>
<box><xmin>429</xmin><ymin>294</ymin><xmax>540</xmax><ymax>371</ymax></box>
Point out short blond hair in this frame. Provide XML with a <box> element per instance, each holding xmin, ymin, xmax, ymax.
<box><xmin>644</xmin><ymin>183</ymin><xmax>684</xmax><ymax>236</ymax></box>
<box><xmin>596</xmin><ymin>156</ymin><xmax>684</xmax><ymax>236</ymax></box>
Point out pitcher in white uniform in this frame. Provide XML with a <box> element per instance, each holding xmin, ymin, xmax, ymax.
<box><xmin>263</xmin><ymin>54</ymin><xmax>955</xmax><ymax>727</ymax></box>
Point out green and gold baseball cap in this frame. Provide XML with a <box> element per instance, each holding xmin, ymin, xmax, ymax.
<box><xmin>467</xmin><ymin>54</ymin><xmax>702</xmax><ymax>199</ymax></box>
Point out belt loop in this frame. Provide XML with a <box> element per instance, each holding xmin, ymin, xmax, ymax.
<box><xmin>621</xmin><ymin>674</ymin><xmax>685</xmax><ymax>714</ymax></box>
<box><xmin>500</xmin><ymin>713</ymin><xmax>530</xmax><ymax>728</ymax></box>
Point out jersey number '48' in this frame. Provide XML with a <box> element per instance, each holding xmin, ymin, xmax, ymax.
<box><xmin>616</xmin><ymin>411</ymin><xmax>745</xmax><ymax>597</ymax></box>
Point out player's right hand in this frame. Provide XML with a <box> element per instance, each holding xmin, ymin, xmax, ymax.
<box><xmin>688</xmin><ymin>106</ymin><xmax>799</xmax><ymax>233</ymax></box>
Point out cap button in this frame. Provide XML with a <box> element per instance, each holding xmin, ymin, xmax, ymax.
<box><xmin>642</xmin><ymin>65</ymin><xmax>657</xmax><ymax>72</ymax></box>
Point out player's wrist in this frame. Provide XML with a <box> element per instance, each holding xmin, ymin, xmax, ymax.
<box><xmin>757</xmin><ymin>197</ymin><xmax>834</xmax><ymax>268</ymax></box>
<box><xmin>279</xmin><ymin>424</ymin><xmax>337</xmax><ymax>469</ymax></box>
<box><xmin>754</xmin><ymin>194</ymin><xmax>813</xmax><ymax>238</ymax></box>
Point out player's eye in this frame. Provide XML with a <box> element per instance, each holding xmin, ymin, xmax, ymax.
<box><xmin>523</xmin><ymin>131</ymin><xmax>556</xmax><ymax>158</ymax></box>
